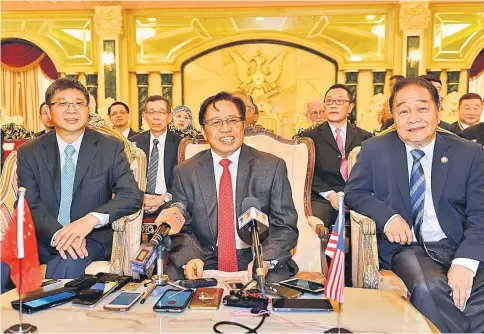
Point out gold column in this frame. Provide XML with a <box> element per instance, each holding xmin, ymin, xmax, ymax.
<box><xmin>172</xmin><ymin>72</ymin><xmax>182</xmax><ymax>108</ymax></box>
<box><xmin>78</xmin><ymin>73</ymin><xmax>87</xmax><ymax>87</ymax></box>
<box><xmin>59</xmin><ymin>73</ymin><xmax>66</xmax><ymax>78</ymax></box>
<box><xmin>148</xmin><ymin>72</ymin><xmax>162</xmax><ymax>96</ymax></box>
<box><xmin>337</xmin><ymin>71</ymin><xmax>346</xmax><ymax>84</ymax></box>
<box><xmin>459</xmin><ymin>69</ymin><xmax>469</xmax><ymax>95</ymax></box>
<box><xmin>129</xmin><ymin>72</ymin><xmax>139</xmax><ymax>131</ymax></box>
<box><xmin>356</xmin><ymin>70</ymin><xmax>373</xmax><ymax>130</ymax></box>
<box><xmin>441</xmin><ymin>70</ymin><xmax>448</xmax><ymax>97</ymax></box>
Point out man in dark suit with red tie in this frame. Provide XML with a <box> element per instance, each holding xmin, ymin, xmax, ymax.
<box><xmin>161</xmin><ymin>92</ymin><xmax>298</xmax><ymax>282</ymax></box>
<box><xmin>298</xmin><ymin>84</ymin><xmax>372</xmax><ymax>227</ymax></box>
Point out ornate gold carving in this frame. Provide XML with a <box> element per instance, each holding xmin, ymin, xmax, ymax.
<box><xmin>94</xmin><ymin>6</ymin><xmax>123</xmax><ymax>36</ymax></box>
<box><xmin>399</xmin><ymin>3</ymin><xmax>430</xmax><ymax>30</ymax></box>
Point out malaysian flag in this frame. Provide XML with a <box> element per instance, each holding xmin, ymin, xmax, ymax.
<box><xmin>325</xmin><ymin>192</ymin><xmax>346</xmax><ymax>303</ymax></box>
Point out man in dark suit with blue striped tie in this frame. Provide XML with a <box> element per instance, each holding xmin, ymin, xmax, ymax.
<box><xmin>345</xmin><ymin>77</ymin><xmax>484</xmax><ymax>333</ymax></box>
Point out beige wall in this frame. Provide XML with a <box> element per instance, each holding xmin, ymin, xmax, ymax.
<box><xmin>183</xmin><ymin>43</ymin><xmax>337</xmax><ymax>137</ymax></box>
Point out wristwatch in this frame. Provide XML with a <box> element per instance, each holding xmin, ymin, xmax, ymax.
<box><xmin>164</xmin><ymin>192</ymin><xmax>172</xmax><ymax>203</ymax></box>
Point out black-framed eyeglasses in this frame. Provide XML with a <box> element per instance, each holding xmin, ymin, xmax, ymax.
<box><xmin>49</xmin><ymin>101</ymin><xmax>88</xmax><ymax>111</ymax></box>
<box><xmin>325</xmin><ymin>99</ymin><xmax>350</xmax><ymax>106</ymax></box>
<box><xmin>145</xmin><ymin>109</ymin><xmax>169</xmax><ymax>116</ymax></box>
<box><xmin>204</xmin><ymin>117</ymin><xmax>244</xmax><ymax>130</ymax></box>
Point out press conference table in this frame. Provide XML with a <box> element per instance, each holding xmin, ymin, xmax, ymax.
<box><xmin>1</xmin><ymin>283</ymin><xmax>437</xmax><ymax>333</ymax></box>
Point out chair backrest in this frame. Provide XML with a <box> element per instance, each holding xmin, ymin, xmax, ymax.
<box><xmin>348</xmin><ymin>146</ymin><xmax>361</xmax><ymax>175</ymax></box>
<box><xmin>257</xmin><ymin>115</ymin><xmax>281</xmax><ymax>135</ymax></box>
<box><xmin>178</xmin><ymin>129</ymin><xmax>323</xmax><ymax>273</ymax></box>
<box><xmin>0</xmin><ymin>124</ymin><xmax>147</xmax><ymax>241</ymax></box>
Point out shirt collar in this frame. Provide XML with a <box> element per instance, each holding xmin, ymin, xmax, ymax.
<box><xmin>121</xmin><ymin>127</ymin><xmax>130</xmax><ymax>138</ymax></box>
<box><xmin>405</xmin><ymin>137</ymin><xmax>436</xmax><ymax>162</ymax></box>
<box><xmin>150</xmin><ymin>130</ymin><xmax>168</xmax><ymax>143</ymax></box>
<box><xmin>56</xmin><ymin>131</ymin><xmax>85</xmax><ymax>155</ymax></box>
<box><xmin>211</xmin><ymin>147</ymin><xmax>242</xmax><ymax>168</ymax></box>
<box><xmin>328</xmin><ymin>122</ymin><xmax>347</xmax><ymax>136</ymax></box>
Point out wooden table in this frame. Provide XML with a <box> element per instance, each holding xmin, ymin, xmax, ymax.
<box><xmin>1</xmin><ymin>284</ymin><xmax>437</xmax><ymax>333</ymax></box>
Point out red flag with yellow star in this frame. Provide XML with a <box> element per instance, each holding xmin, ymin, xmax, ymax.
<box><xmin>1</xmin><ymin>197</ymin><xmax>42</xmax><ymax>293</ymax></box>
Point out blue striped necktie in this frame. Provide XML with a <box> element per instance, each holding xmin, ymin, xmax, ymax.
<box><xmin>58</xmin><ymin>145</ymin><xmax>76</xmax><ymax>226</ymax></box>
<box><xmin>146</xmin><ymin>139</ymin><xmax>159</xmax><ymax>194</ymax></box>
<box><xmin>410</xmin><ymin>149</ymin><xmax>426</xmax><ymax>245</ymax></box>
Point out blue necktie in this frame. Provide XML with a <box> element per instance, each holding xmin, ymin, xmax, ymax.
<box><xmin>410</xmin><ymin>149</ymin><xmax>425</xmax><ymax>245</ymax></box>
<box><xmin>58</xmin><ymin>145</ymin><xmax>76</xmax><ymax>226</ymax></box>
<box><xmin>146</xmin><ymin>139</ymin><xmax>159</xmax><ymax>194</ymax></box>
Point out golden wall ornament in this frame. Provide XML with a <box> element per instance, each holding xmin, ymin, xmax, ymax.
<box><xmin>231</xmin><ymin>50</ymin><xmax>286</xmax><ymax>101</ymax></box>
<box><xmin>399</xmin><ymin>3</ymin><xmax>430</xmax><ymax>30</ymax></box>
<box><xmin>94</xmin><ymin>6</ymin><xmax>123</xmax><ymax>36</ymax></box>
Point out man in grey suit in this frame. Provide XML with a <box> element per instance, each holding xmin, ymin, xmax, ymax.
<box><xmin>160</xmin><ymin>91</ymin><xmax>298</xmax><ymax>283</ymax></box>
<box><xmin>16</xmin><ymin>78</ymin><xmax>143</xmax><ymax>279</ymax></box>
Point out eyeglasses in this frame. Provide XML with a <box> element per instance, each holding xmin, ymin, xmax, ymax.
<box><xmin>325</xmin><ymin>99</ymin><xmax>350</xmax><ymax>106</ymax></box>
<box><xmin>50</xmin><ymin>101</ymin><xmax>88</xmax><ymax>111</ymax></box>
<box><xmin>110</xmin><ymin>111</ymin><xmax>128</xmax><ymax>117</ymax></box>
<box><xmin>204</xmin><ymin>117</ymin><xmax>243</xmax><ymax>130</ymax></box>
<box><xmin>145</xmin><ymin>109</ymin><xmax>169</xmax><ymax>116</ymax></box>
<box><xmin>307</xmin><ymin>110</ymin><xmax>324</xmax><ymax>117</ymax></box>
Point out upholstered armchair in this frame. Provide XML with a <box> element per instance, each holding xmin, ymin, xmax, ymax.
<box><xmin>348</xmin><ymin>146</ymin><xmax>408</xmax><ymax>298</ymax></box>
<box><xmin>0</xmin><ymin>123</ymin><xmax>147</xmax><ymax>277</ymax></box>
<box><xmin>178</xmin><ymin>128</ymin><xmax>328</xmax><ymax>282</ymax></box>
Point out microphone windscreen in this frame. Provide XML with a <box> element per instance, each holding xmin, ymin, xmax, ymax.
<box><xmin>241</xmin><ymin>197</ymin><xmax>260</xmax><ymax>212</ymax></box>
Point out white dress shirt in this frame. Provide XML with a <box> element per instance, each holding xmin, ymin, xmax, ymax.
<box><xmin>121</xmin><ymin>127</ymin><xmax>130</xmax><ymax>139</ymax></box>
<box><xmin>211</xmin><ymin>148</ymin><xmax>250</xmax><ymax>250</ymax></box>
<box><xmin>385</xmin><ymin>138</ymin><xmax>479</xmax><ymax>275</ymax></box>
<box><xmin>320</xmin><ymin>122</ymin><xmax>348</xmax><ymax>200</ymax></box>
<box><xmin>51</xmin><ymin>132</ymin><xmax>109</xmax><ymax>245</ymax></box>
<box><xmin>149</xmin><ymin>131</ymin><xmax>168</xmax><ymax>195</ymax></box>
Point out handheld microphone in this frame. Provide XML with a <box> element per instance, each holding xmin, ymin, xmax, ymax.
<box><xmin>237</xmin><ymin>197</ymin><xmax>268</xmax><ymax>299</ymax></box>
<box><xmin>131</xmin><ymin>203</ymin><xmax>186</xmax><ymax>274</ymax></box>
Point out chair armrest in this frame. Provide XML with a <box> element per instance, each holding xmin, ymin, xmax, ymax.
<box><xmin>109</xmin><ymin>209</ymin><xmax>143</xmax><ymax>277</ymax></box>
<box><xmin>307</xmin><ymin>215</ymin><xmax>329</xmax><ymax>277</ymax></box>
<box><xmin>350</xmin><ymin>210</ymin><xmax>380</xmax><ymax>290</ymax></box>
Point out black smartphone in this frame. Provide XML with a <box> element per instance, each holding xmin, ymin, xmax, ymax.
<box><xmin>72</xmin><ymin>281</ymin><xmax>118</xmax><ymax>307</ymax></box>
<box><xmin>12</xmin><ymin>290</ymin><xmax>77</xmax><ymax>313</ymax></box>
<box><xmin>272</xmin><ymin>298</ymin><xmax>333</xmax><ymax>312</ymax></box>
<box><xmin>266</xmin><ymin>284</ymin><xmax>303</xmax><ymax>299</ymax></box>
<box><xmin>153</xmin><ymin>289</ymin><xmax>194</xmax><ymax>313</ymax></box>
<box><xmin>279</xmin><ymin>278</ymin><xmax>325</xmax><ymax>294</ymax></box>
<box><xmin>96</xmin><ymin>272</ymin><xmax>120</xmax><ymax>282</ymax></box>
<box><xmin>179</xmin><ymin>278</ymin><xmax>217</xmax><ymax>288</ymax></box>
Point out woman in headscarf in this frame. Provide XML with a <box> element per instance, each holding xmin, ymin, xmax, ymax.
<box><xmin>169</xmin><ymin>105</ymin><xmax>201</xmax><ymax>138</ymax></box>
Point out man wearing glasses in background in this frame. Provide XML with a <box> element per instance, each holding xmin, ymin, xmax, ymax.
<box><xmin>34</xmin><ymin>102</ymin><xmax>55</xmax><ymax>137</ymax></box>
<box><xmin>16</xmin><ymin>78</ymin><xmax>143</xmax><ymax>278</ymax></box>
<box><xmin>161</xmin><ymin>91</ymin><xmax>298</xmax><ymax>282</ymax></box>
<box><xmin>130</xmin><ymin>95</ymin><xmax>182</xmax><ymax>218</ymax></box>
<box><xmin>108</xmin><ymin>101</ymin><xmax>138</xmax><ymax>139</ymax></box>
<box><xmin>294</xmin><ymin>99</ymin><xmax>327</xmax><ymax>137</ymax></box>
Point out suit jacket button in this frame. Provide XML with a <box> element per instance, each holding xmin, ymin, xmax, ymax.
<box><xmin>338</xmin><ymin>155</ymin><xmax>341</xmax><ymax>158</ymax></box>
<box><xmin>336</xmin><ymin>172</ymin><xmax>340</xmax><ymax>175</ymax></box>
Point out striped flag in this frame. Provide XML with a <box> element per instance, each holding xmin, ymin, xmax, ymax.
<box><xmin>325</xmin><ymin>193</ymin><xmax>346</xmax><ymax>303</ymax></box>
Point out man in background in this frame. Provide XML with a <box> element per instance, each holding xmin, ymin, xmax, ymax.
<box><xmin>34</xmin><ymin>102</ymin><xmax>55</xmax><ymax>137</ymax></box>
<box><xmin>451</xmin><ymin>93</ymin><xmax>483</xmax><ymax>136</ymax></box>
<box><xmin>379</xmin><ymin>75</ymin><xmax>405</xmax><ymax>130</ymax></box>
<box><xmin>108</xmin><ymin>101</ymin><xmax>138</xmax><ymax>139</ymax></box>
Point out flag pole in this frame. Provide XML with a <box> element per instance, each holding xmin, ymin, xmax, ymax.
<box><xmin>5</xmin><ymin>187</ymin><xmax>37</xmax><ymax>334</ymax></box>
<box><xmin>324</xmin><ymin>192</ymin><xmax>352</xmax><ymax>334</ymax></box>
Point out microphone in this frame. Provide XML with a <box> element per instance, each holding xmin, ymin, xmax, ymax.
<box><xmin>131</xmin><ymin>203</ymin><xmax>186</xmax><ymax>274</ymax></box>
<box><xmin>237</xmin><ymin>197</ymin><xmax>268</xmax><ymax>299</ymax></box>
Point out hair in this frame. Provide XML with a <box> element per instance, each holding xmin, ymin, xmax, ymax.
<box><xmin>459</xmin><ymin>93</ymin><xmax>483</xmax><ymax>106</ymax></box>
<box><xmin>108</xmin><ymin>101</ymin><xmax>130</xmax><ymax>115</ymax></box>
<box><xmin>389</xmin><ymin>77</ymin><xmax>440</xmax><ymax>113</ymax></box>
<box><xmin>39</xmin><ymin>102</ymin><xmax>47</xmax><ymax>115</ymax></box>
<box><xmin>172</xmin><ymin>105</ymin><xmax>194</xmax><ymax>130</ymax></box>
<box><xmin>389</xmin><ymin>75</ymin><xmax>405</xmax><ymax>81</ymax></box>
<box><xmin>198</xmin><ymin>91</ymin><xmax>246</xmax><ymax>126</ymax></box>
<box><xmin>45</xmin><ymin>78</ymin><xmax>90</xmax><ymax>106</ymax></box>
<box><xmin>419</xmin><ymin>75</ymin><xmax>442</xmax><ymax>86</ymax></box>
<box><xmin>144</xmin><ymin>95</ymin><xmax>171</xmax><ymax>112</ymax></box>
<box><xmin>324</xmin><ymin>84</ymin><xmax>353</xmax><ymax>102</ymax></box>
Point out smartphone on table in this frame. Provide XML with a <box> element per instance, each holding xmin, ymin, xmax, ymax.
<box><xmin>189</xmin><ymin>288</ymin><xmax>224</xmax><ymax>310</ymax></box>
<box><xmin>279</xmin><ymin>278</ymin><xmax>325</xmax><ymax>294</ymax></box>
<box><xmin>153</xmin><ymin>289</ymin><xmax>194</xmax><ymax>313</ymax></box>
<box><xmin>266</xmin><ymin>284</ymin><xmax>303</xmax><ymax>299</ymax></box>
<box><xmin>272</xmin><ymin>298</ymin><xmax>333</xmax><ymax>312</ymax></box>
<box><xmin>104</xmin><ymin>291</ymin><xmax>143</xmax><ymax>312</ymax></box>
<box><xmin>72</xmin><ymin>281</ymin><xmax>118</xmax><ymax>307</ymax></box>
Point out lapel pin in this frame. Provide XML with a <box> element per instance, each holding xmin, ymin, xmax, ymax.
<box><xmin>441</xmin><ymin>156</ymin><xmax>448</xmax><ymax>164</ymax></box>
<box><xmin>472</xmin><ymin>139</ymin><xmax>477</xmax><ymax>142</ymax></box>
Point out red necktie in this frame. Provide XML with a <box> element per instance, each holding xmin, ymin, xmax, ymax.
<box><xmin>218</xmin><ymin>159</ymin><xmax>238</xmax><ymax>272</ymax></box>
<box><xmin>336</xmin><ymin>128</ymin><xmax>348</xmax><ymax>182</ymax></box>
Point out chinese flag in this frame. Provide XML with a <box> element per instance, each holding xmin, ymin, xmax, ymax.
<box><xmin>1</xmin><ymin>198</ymin><xmax>42</xmax><ymax>294</ymax></box>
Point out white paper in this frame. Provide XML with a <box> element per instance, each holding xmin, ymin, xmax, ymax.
<box><xmin>202</xmin><ymin>270</ymin><xmax>248</xmax><ymax>283</ymax></box>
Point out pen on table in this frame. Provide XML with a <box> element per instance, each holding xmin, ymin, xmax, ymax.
<box><xmin>140</xmin><ymin>283</ymin><xmax>157</xmax><ymax>304</ymax></box>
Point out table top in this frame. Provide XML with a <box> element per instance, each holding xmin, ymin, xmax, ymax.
<box><xmin>1</xmin><ymin>283</ymin><xmax>436</xmax><ymax>333</ymax></box>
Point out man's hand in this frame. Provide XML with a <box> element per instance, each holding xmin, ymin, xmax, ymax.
<box><xmin>184</xmin><ymin>258</ymin><xmax>204</xmax><ymax>279</ymax></box>
<box><xmin>59</xmin><ymin>239</ymin><xmax>88</xmax><ymax>260</ymax></box>
<box><xmin>328</xmin><ymin>192</ymin><xmax>340</xmax><ymax>210</ymax></box>
<box><xmin>385</xmin><ymin>216</ymin><xmax>413</xmax><ymax>245</ymax></box>
<box><xmin>247</xmin><ymin>261</ymin><xmax>270</xmax><ymax>281</ymax></box>
<box><xmin>54</xmin><ymin>215</ymin><xmax>98</xmax><ymax>251</ymax></box>
<box><xmin>448</xmin><ymin>265</ymin><xmax>474</xmax><ymax>310</ymax></box>
<box><xmin>144</xmin><ymin>194</ymin><xmax>167</xmax><ymax>214</ymax></box>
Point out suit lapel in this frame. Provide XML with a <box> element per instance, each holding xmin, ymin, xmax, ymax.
<box><xmin>431</xmin><ymin>134</ymin><xmax>451</xmax><ymax>209</ymax></box>
<box><xmin>41</xmin><ymin>133</ymin><xmax>61</xmax><ymax>201</ymax></box>
<box><xmin>73</xmin><ymin>129</ymin><xmax>100</xmax><ymax>195</ymax></box>
<box><xmin>320</xmin><ymin>122</ymin><xmax>340</xmax><ymax>153</ymax></box>
<box><xmin>390</xmin><ymin>133</ymin><xmax>412</xmax><ymax>214</ymax></box>
<box><xmin>164</xmin><ymin>131</ymin><xmax>176</xmax><ymax>183</ymax></box>
<box><xmin>235</xmin><ymin>145</ymin><xmax>253</xmax><ymax>216</ymax></box>
<box><xmin>345</xmin><ymin>122</ymin><xmax>357</xmax><ymax>153</ymax></box>
<box><xmin>196</xmin><ymin>151</ymin><xmax>218</xmax><ymax>242</ymax></box>
<box><xmin>138</xmin><ymin>131</ymin><xmax>151</xmax><ymax>163</ymax></box>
